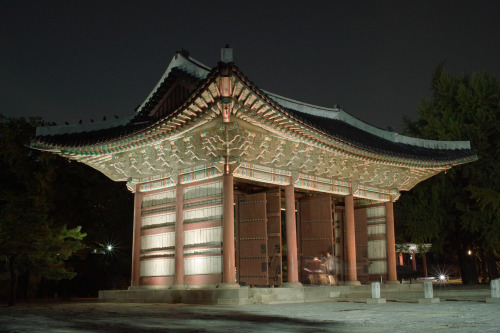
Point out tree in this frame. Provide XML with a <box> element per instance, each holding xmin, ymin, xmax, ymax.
<box><xmin>0</xmin><ymin>116</ymin><xmax>86</xmax><ymax>306</ymax></box>
<box><xmin>39</xmin><ymin>153</ymin><xmax>134</xmax><ymax>295</ymax></box>
<box><xmin>396</xmin><ymin>64</ymin><xmax>500</xmax><ymax>283</ymax></box>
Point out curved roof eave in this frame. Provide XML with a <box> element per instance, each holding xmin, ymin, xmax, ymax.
<box><xmin>263</xmin><ymin>90</ymin><xmax>471</xmax><ymax>151</ymax></box>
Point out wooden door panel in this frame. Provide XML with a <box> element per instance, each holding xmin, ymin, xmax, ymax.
<box><xmin>299</xmin><ymin>195</ymin><xmax>334</xmax><ymax>284</ymax></box>
<box><xmin>354</xmin><ymin>207</ymin><xmax>369</xmax><ymax>282</ymax></box>
<box><xmin>266</xmin><ymin>189</ymin><xmax>282</xmax><ymax>286</ymax></box>
<box><xmin>237</xmin><ymin>192</ymin><xmax>268</xmax><ymax>286</ymax></box>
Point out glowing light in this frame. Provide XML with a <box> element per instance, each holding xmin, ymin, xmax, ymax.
<box><xmin>467</xmin><ymin>250</ymin><xmax>472</xmax><ymax>255</ymax></box>
<box><xmin>431</xmin><ymin>265</ymin><xmax>451</xmax><ymax>288</ymax></box>
<box><xmin>95</xmin><ymin>238</ymin><xmax>119</xmax><ymax>256</ymax></box>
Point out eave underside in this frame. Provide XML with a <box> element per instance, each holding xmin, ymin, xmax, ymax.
<box><xmin>40</xmin><ymin>114</ymin><xmax>462</xmax><ymax>202</ymax></box>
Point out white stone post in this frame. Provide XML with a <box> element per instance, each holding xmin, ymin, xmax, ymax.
<box><xmin>486</xmin><ymin>278</ymin><xmax>500</xmax><ymax>303</ymax></box>
<box><xmin>367</xmin><ymin>282</ymin><xmax>386</xmax><ymax>304</ymax></box>
<box><xmin>491</xmin><ymin>279</ymin><xmax>500</xmax><ymax>298</ymax></box>
<box><xmin>372</xmin><ymin>282</ymin><xmax>381</xmax><ymax>298</ymax></box>
<box><xmin>419</xmin><ymin>281</ymin><xmax>440</xmax><ymax>303</ymax></box>
<box><xmin>424</xmin><ymin>281</ymin><xmax>433</xmax><ymax>298</ymax></box>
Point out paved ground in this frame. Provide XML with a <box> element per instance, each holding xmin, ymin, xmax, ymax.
<box><xmin>0</xmin><ymin>299</ymin><xmax>498</xmax><ymax>332</ymax></box>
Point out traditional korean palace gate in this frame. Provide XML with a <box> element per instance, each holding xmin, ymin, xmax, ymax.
<box><xmin>31</xmin><ymin>47</ymin><xmax>477</xmax><ymax>292</ymax></box>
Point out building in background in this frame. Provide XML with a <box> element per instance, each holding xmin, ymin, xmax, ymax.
<box><xmin>396</xmin><ymin>243</ymin><xmax>432</xmax><ymax>278</ymax></box>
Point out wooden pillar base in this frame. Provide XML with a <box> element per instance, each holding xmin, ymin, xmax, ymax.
<box><xmin>216</xmin><ymin>282</ymin><xmax>240</xmax><ymax>289</ymax></box>
<box><xmin>344</xmin><ymin>280</ymin><xmax>361</xmax><ymax>286</ymax></box>
<box><xmin>384</xmin><ymin>280</ymin><xmax>400</xmax><ymax>285</ymax></box>
<box><xmin>170</xmin><ymin>284</ymin><xmax>188</xmax><ymax>290</ymax></box>
<box><xmin>281</xmin><ymin>282</ymin><xmax>303</xmax><ymax>288</ymax></box>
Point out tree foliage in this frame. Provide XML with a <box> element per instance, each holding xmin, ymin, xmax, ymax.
<box><xmin>0</xmin><ymin>116</ymin><xmax>86</xmax><ymax>305</ymax></box>
<box><xmin>1</xmin><ymin>115</ymin><xmax>135</xmax><ymax>303</ymax></box>
<box><xmin>396</xmin><ymin>64</ymin><xmax>500</xmax><ymax>282</ymax></box>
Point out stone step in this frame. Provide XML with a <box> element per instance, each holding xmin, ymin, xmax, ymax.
<box><xmin>253</xmin><ymin>287</ymin><xmax>306</xmax><ymax>304</ymax></box>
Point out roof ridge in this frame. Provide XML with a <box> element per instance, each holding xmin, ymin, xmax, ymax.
<box><xmin>135</xmin><ymin>52</ymin><xmax>211</xmax><ymax>115</ymax></box>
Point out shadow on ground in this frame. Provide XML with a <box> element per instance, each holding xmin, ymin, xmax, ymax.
<box><xmin>0</xmin><ymin>302</ymin><xmax>343</xmax><ymax>332</ymax></box>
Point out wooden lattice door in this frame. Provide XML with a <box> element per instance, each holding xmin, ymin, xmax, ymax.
<box><xmin>266</xmin><ymin>189</ymin><xmax>282</xmax><ymax>286</ymax></box>
<box><xmin>354</xmin><ymin>207</ymin><xmax>369</xmax><ymax>283</ymax></box>
<box><xmin>237</xmin><ymin>192</ymin><xmax>268</xmax><ymax>286</ymax></box>
<box><xmin>299</xmin><ymin>195</ymin><xmax>334</xmax><ymax>284</ymax></box>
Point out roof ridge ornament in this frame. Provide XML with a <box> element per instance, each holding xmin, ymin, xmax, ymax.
<box><xmin>221</xmin><ymin>44</ymin><xmax>233</xmax><ymax>63</ymax></box>
<box><xmin>176</xmin><ymin>48</ymin><xmax>190</xmax><ymax>58</ymax></box>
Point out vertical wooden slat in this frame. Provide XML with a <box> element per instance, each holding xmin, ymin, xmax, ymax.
<box><xmin>335</xmin><ymin>206</ymin><xmax>344</xmax><ymax>283</ymax></box>
<box><xmin>285</xmin><ymin>185</ymin><xmax>299</xmax><ymax>283</ymax></box>
<box><xmin>174</xmin><ymin>183</ymin><xmax>184</xmax><ymax>285</ymax></box>
<box><xmin>266</xmin><ymin>189</ymin><xmax>282</xmax><ymax>286</ymax></box>
<box><xmin>222</xmin><ymin>174</ymin><xmax>235</xmax><ymax>283</ymax></box>
<box><xmin>132</xmin><ymin>187</ymin><xmax>143</xmax><ymax>285</ymax></box>
<box><xmin>385</xmin><ymin>200</ymin><xmax>397</xmax><ymax>282</ymax></box>
<box><xmin>354</xmin><ymin>207</ymin><xmax>369</xmax><ymax>283</ymax></box>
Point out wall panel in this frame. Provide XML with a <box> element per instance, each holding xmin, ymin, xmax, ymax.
<box><xmin>181</xmin><ymin>178</ymin><xmax>223</xmax><ymax>282</ymax></box>
<box><xmin>141</xmin><ymin>232</ymin><xmax>175</xmax><ymax>251</ymax></box>
<box><xmin>140</xmin><ymin>258</ymin><xmax>175</xmax><ymax>277</ymax></box>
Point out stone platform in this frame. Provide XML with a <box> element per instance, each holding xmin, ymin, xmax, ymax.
<box><xmin>98</xmin><ymin>283</ymin><xmax>432</xmax><ymax>305</ymax></box>
<box><xmin>99</xmin><ymin>283</ymin><xmax>492</xmax><ymax>305</ymax></box>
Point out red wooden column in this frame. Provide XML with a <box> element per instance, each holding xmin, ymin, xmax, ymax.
<box><xmin>130</xmin><ymin>185</ymin><xmax>142</xmax><ymax>287</ymax></box>
<box><xmin>220</xmin><ymin>173</ymin><xmax>238</xmax><ymax>288</ymax></box>
<box><xmin>422</xmin><ymin>252</ymin><xmax>428</xmax><ymax>277</ymax></box>
<box><xmin>412</xmin><ymin>253</ymin><xmax>417</xmax><ymax>271</ymax></box>
<box><xmin>385</xmin><ymin>200</ymin><xmax>399</xmax><ymax>283</ymax></box>
<box><xmin>344</xmin><ymin>194</ymin><xmax>360</xmax><ymax>285</ymax></box>
<box><xmin>398</xmin><ymin>252</ymin><xmax>404</xmax><ymax>266</ymax></box>
<box><xmin>284</xmin><ymin>184</ymin><xmax>301</xmax><ymax>286</ymax></box>
<box><xmin>172</xmin><ymin>182</ymin><xmax>185</xmax><ymax>288</ymax></box>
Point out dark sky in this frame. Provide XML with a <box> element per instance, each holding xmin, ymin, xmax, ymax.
<box><xmin>2</xmin><ymin>0</ymin><xmax>500</xmax><ymax>132</ymax></box>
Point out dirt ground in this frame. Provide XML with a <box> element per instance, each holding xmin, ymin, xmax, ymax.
<box><xmin>0</xmin><ymin>299</ymin><xmax>499</xmax><ymax>332</ymax></box>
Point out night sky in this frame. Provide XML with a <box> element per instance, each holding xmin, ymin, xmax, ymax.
<box><xmin>2</xmin><ymin>1</ymin><xmax>500</xmax><ymax>133</ymax></box>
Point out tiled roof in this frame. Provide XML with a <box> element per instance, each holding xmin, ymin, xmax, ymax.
<box><xmin>34</xmin><ymin>121</ymin><xmax>151</xmax><ymax>148</ymax></box>
<box><xmin>283</xmin><ymin>108</ymin><xmax>476</xmax><ymax>163</ymax></box>
<box><xmin>133</xmin><ymin>67</ymin><xmax>203</xmax><ymax>122</ymax></box>
<box><xmin>33</xmin><ymin>67</ymin><xmax>205</xmax><ymax>147</ymax></box>
<box><xmin>32</xmin><ymin>59</ymin><xmax>476</xmax><ymax>165</ymax></box>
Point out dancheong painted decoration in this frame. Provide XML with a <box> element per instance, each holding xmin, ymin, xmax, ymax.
<box><xmin>31</xmin><ymin>46</ymin><xmax>477</xmax><ymax>289</ymax></box>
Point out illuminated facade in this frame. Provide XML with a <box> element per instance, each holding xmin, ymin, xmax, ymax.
<box><xmin>32</xmin><ymin>47</ymin><xmax>477</xmax><ymax>289</ymax></box>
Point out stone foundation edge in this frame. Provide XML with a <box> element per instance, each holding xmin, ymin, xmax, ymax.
<box><xmin>99</xmin><ymin>287</ymin><xmax>251</xmax><ymax>305</ymax></box>
<box><xmin>99</xmin><ymin>284</ymin><xmax>492</xmax><ymax>305</ymax></box>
